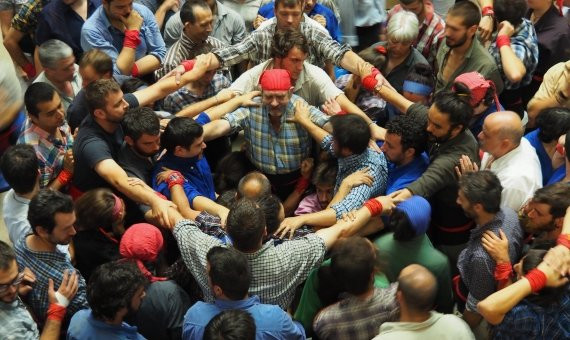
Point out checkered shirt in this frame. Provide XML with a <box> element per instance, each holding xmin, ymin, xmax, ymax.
<box><xmin>17</xmin><ymin>120</ymin><xmax>74</xmax><ymax>188</ymax></box>
<box><xmin>488</xmin><ymin>18</ymin><xmax>539</xmax><ymax>89</ymax></box>
<box><xmin>162</xmin><ymin>73</ymin><xmax>231</xmax><ymax>114</ymax></box>
<box><xmin>224</xmin><ymin>94</ymin><xmax>330</xmax><ymax>175</ymax></box>
<box><xmin>10</xmin><ymin>0</ymin><xmax>43</xmax><ymax>34</ymax></box>
<box><xmin>13</xmin><ymin>237</ymin><xmax>88</xmax><ymax>325</ymax></box>
<box><xmin>213</xmin><ymin>17</ymin><xmax>350</xmax><ymax>69</ymax></box>
<box><xmin>313</xmin><ymin>284</ymin><xmax>400</xmax><ymax>340</ymax></box>
<box><xmin>173</xmin><ymin>219</ymin><xmax>326</xmax><ymax>309</ymax></box>
<box><xmin>321</xmin><ymin>135</ymin><xmax>388</xmax><ymax>218</ymax></box>
<box><xmin>388</xmin><ymin>1</ymin><xmax>445</xmax><ymax>65</ymax></box>
<box><xmin>156</xmin><ymin>34</ymin><xmax>226</xmax><ymax>79</ymax></box>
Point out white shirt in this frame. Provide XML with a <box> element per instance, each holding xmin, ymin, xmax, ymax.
<box><xmin>374</xmin><ymin>311</ymin><xmax>475</xmax><ymax>340</ymax></box>
<box><xmin>481</xmin><ymin>138</ymin><xmax>543</xmax><ymax>211</ymax></box>
<box><xmin>230</xmin><ymin>59</ymin><xmax>343</xmax><ymax>107</ymax></box>
<box><xmin>33</xmin><ymin>65</ymin><xmax>83</xmax><ymax>112</ymax></box>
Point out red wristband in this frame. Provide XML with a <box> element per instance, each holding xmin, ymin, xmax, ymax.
<box><xmin>181</xmin><ymin>59</ymin><xmax>196</xmax><ymax>72</ymax></box>
<box><xmin>23</xmin><ymin>63</ymin><xmax>36</xmax><ymax>78</ymax></box>
<box><xmin>46</xmin><ymin>303</ymin><xmax>67</xmax><ymax>322</ymax></box>
<box><xmin>496</xmin><ymin>35</ymin><xmax>511</xmax><ymax>49</ymax></box>
<box><xmin>166</xmin><ymin>171</ymin><xmax>185</xmax><ymax>189</ymax></box>
<box><xmin>131</xmin><ymin>63</ymin><xmax>139</xmax><ymax>77</ymax></box>
<box><xmin>155</xmin><ymin>191</ymin><xmax>167</xmax><ymax>200</ymax></box>
<box><xmin>557</xmin><ymin>234</ymin><xmax>570</xmax><ymax>249</ymax></box>
<box><xmin>336</xmin><ymin>110</ymin><xmax>348</xmax><ymax>115</ymax></box>
<box><xmin>525</xmin><ymin>268</ymin><xmax>547</xmax><ymax>293</ymax></box>
<box><xmin>56</xmin><ymin>169</ymin><xmax>73</xmax><ymax>186</ymax></box>
<box><xmin>295</xmin><ymin>177</ymin><xmax>311</xmax><ymax>194</ymax></box>
<box><xmin>123</xmin><ymin>29</ymin><xmax>141</xmax><ymax>49</ymax></box>
<box><xmin>361</xmin><ymin>67</ymin><xmax>381</xmax><ymax>91</ymax></box>
<box><xmin>482</xmin><ymin>6</ymin><xmax>494</xmax><ymax>16</ymax></box>
<box><xmin>494</xmin><ymin>262</ymin><xmax>513</xmax><ymax>281</ymax></box>
<box><xmin>364</xmin><ymin>198</ymin><xmax>383</xmax><ymax>216</ymax></box>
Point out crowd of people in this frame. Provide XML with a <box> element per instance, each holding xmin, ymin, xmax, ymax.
<box><xmin>0</xmin><ymin>0</ymin><xmax>569</xmax><ymax>338</ymax></box>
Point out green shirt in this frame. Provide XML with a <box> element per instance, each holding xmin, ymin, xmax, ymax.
<box><xmin>374</xmin><ymin>232</ymin><xmax>454</xmax><ymax>313</ymax></box>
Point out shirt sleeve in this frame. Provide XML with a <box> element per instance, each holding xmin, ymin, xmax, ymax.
<box><xmin>331</xmin><ymin>183</ymin><xmax>374</xmax><ymax>218</ymax></box>
<box><xmin>81</xmin><ymin>136</ymin><xmax>114</xmax><ymax>169</ymax></box>
<box><xmin>465</xmin><ymin>256</ymin><xmax>496</xmax><ymax>312</ymax></box>
<box><xmin>406</xmin><ymin>152</ymin><xmax>458</xmax><ymax>197</ymax></box>
<box><xmin>213</xmin><ymin>31</ymin><xmax>259</xmax><ymax>68</ymax></box>
<box><xmin>223</xmin><ymin>107</ymin><xmax>250</xmax><ymax>132</ymax></box>
<box><xmin>229</xmin><ymin>62</ymin><xmax>262</xmax><ymax>94</ymax></box>
<box><xmin>139</xmin><ymin>5</ymin><xmax>166</xmax><ymax>63</ymax></box>
<box><xmin>320</xmin><ymin>134</ymin><xmax>335</xmax><ymax>156</ymax></box>
<box><xmin>81</xmin><ymin>26</ymin><xmax>120</xmax><ymax>62</ymax></box>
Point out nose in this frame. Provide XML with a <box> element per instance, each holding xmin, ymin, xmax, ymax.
<box><xmin>271</xmin><ymin>98</ymin><xmax>279</xmax><ymax>107</ymax></box>
<box><xmin>202</xmin><ymin>142</ymin><xmax>207</xmax><ymax>149</ymax></box>
<box><xmin>286</xmin><ymin>15</ymin><xmax>294</xmax><ymax>24</ymax></box>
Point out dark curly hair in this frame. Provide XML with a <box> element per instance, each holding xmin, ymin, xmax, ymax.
<box><xmin>385</xmin><ymin>114</ymin><xmax>428</xmax><ymax>156</ymax></box>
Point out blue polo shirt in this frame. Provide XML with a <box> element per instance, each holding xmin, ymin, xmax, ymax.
<box><xmin>524</xmin><ymin>128</ymin><xmax>562</xmax><ymax>185</ymax></box>
<box><xmin>258</xmin><ymin>2</ymin><xmax>341</xmax><ymax>42</ymax></box>
<box><xmin>68</xmin><ymin>309</ymin><xmax>145</xmax><ymax>340</ymax></box>
<box><xmin>386</xmin><ymin>153</ymin><xmax>429</xmax><ymax>194</ymax></box>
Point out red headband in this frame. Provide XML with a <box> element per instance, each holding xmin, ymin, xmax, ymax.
<box><xmin>112</xmin><ymin>194</ymin><xmax>123</xmax><ymax>221</ymax></box>
<box><xmin>259</xmin><ymin>69</ymin><xmax>292</xmax><ymax>91</ymax></box>
<box><xmin>452</xmin><ymin>72</ymin><xmax>500</xmax><ymax>109</ymax></box>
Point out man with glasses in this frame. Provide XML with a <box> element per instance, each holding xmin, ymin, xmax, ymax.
<box><xmin>0</xmin><ymin>240</ymin><xmax>79</xmax><ymax>338</ymax></box>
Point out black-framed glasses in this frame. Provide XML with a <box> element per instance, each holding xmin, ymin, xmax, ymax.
<box><xmin>0</xmin><ymin>271</ymin><xmax>24</xmax><ymax>295</ymax></box>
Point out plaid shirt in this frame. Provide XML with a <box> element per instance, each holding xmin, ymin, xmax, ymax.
<box><xmin>388</xmin><ymin>1</ymin><xmax>445</xmax><ymax>65</ymax></box>
<box><xmin>0</xmin><ymin>298</ymin><xmax>39</xmax><ymax>339</ymax></box>
<box><xmin>321</xmin><ymin>134</ymin><xmax>388</xmax><ymax>219</ymax></box>
<box><xmin>213</xmin><ymin>17</ymin><xmax>350</xmax><ymax>69</ymax></box>
<box><xmin>162</xmin><ymin>73</ymin><xmax>231</xmax><ymax>113</ymax></box>
<box><xmin>156</xmin><ymin>33</ymin><xmax>226</xmax><ymax>79</ymax></box>
<box><xmin>335</xmin><ymin>74</ymin><xmax>386</xmax><ymax>122</ymax></box>
<box><xmin>14</xmin><ymin>237</ymin><xmax>88</xmax><ymax>325</ymax></box>
<box><xmin>313</xmin><ymin>284</ymin><xmax>400</xmax><ymax>340</ymax></box>
<box><xmin>10</xmin><ymin>0</ymin><xmax>43</xmax><ymax>34</ymax></box>
<box><xmin>488</xmin><ymin>18</ymin><xmax>539</xmax><ymax>89</ymax></box>
<box><xmin>224</xmin><ymin>95</ymin><xmax>329</xmax><ymax>175</ymax></box>
<box><xmin>17</xmin><ymin>120</ymin><xmax>73</xmax><ymax>188</ymax></box>
<box><xmin>173</xmin><ymin>219</ymin><xmax>326</xmax><ymax>309</ymax></box>
<box><xmin>492</xmin><ymin>293</ymin><xmax>570</xmax><ymax>339</ymax></box>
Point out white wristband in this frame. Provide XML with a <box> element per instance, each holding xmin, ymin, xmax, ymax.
<box><xmin>54</xmin><ymin>291</ymin><xmax>70</xmax><ymax>307</ymax></box>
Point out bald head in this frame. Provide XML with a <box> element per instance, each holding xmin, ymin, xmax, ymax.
<box><xmin>398</xmin><ymin>264</ymin><xmax>438</xmax><ymax>312</ymax></box>
<box><xmin>486</xmin><ymin>111</ymin><xmax>524</xmax><ymax>144</ymax></box>
<box><xmin>237</xmin><ymin>172</ymin><xmax>271</xmax><ymax>199</ymax></box>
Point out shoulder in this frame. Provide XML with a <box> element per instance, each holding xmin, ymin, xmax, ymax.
<box><xmin>134</xmin><ymin>3</ymin><xmax>154</xmax><ymax>17</ymax></box>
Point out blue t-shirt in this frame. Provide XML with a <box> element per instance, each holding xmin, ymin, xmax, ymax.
<box><xmin>524</xmin><ymin>128</ymin><xmax>562</xmax><ymax>185</ymax></box>
<box><xmin>68</xmin><ymin>309</ymin><xmax>145</xmax><ymax>340</ymax></box>
<box><xmin>386</xmin><ymin>153</ymin><xmax>430</xmax><ymax>194</ymax></box>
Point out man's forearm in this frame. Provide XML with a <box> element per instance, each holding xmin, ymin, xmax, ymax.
<box><xmin>339</xmin><ymin>51</ymin><xmax>372</xmax><ymax>78</ymax></box>
<box><xmin>499</xmin><ymin>46</ymin><xmax>525</xmax><ymax>84</ymax></box>
<box><xmin>176</xmin><ymin>96</ymin><xmax>219</xmax><ymax>118</ymax></box>
<box><xmin>134</xmin><ymin>54</ymin><xmax>161</xmax><ymax>76</ymax></box>
<box><xmin>170</xmin><ymin>185</ymin><xmax>200</xmax><ymax>220</ymax></box>
<box><xmin>116</xmin><ymin>46</ymin><xmax>137</xmax><ymax>75</ymax></box>
<box><xmin>336</xmin><ymin>94</ymin><xmax>371</xmax><ymax>123</ymax></box>
<box><xmin>298</xmin><ymin>208</ymin><xmax>337</xmax><ymax>228</ymax></box>
<box><xmin>39</xmin><ymin>317</ymin><xmax>63</xmax><ymax>340</ymax></box>
<box><xmin>192</xmin><ymin>196</ymin><xmax>228</xmax><ymax>217</ymax></box>
<box><xmin>4</xmin><ymin>28</ymin><xmax>30</xmax><ymax>69</ymax></box>
<box><xmin>297</xmin><ymin>117</ymin><xmax>329</xmax><ymax>145</ymax></box>
<box><xmin>203</xmin><ymin>95</ymin><xmax>244</xmax><ymax>121</ymax></box>
<box><xmin>377</xmin><ymin>85</ymin><xmax>414</xmax><ymax>114</ymax></box>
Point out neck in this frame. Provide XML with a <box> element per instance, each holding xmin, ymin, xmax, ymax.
<box><xmin>49</xmin><ymin>78</ymin><xmax>70</xmax><ymax>93</ymax></box>
<box><xmin>105</xmin><ymin>312</ymin><xmax>125</xmax><ymax>326</ymax></box>
<box><xmin>71</xmin><ymin>0</ymin><xmax>86</xmax><ymax>10</ymax></box>
<box><xmin>26</xmin><ymin>234</ymin><xmax>57</xmax><ymax>252</ymax></box>
<box><xmin>399</xmin><ymin>308</ymin><xmax>431</xmax><ymax>323</ymax></box>
<box><xmin>397</xmin><ymin>155</ymin><xmax>417</xmax><ymax>167</ymax></box>
<box><xmin>532</xmin><ymin>4</ymin><xmax>551</xmax><ymax>20</ymax></box>
<box><xmin>564</xmin><ymin>160</ymin><xmax>570</xmax><ymax>182</ymax></box>
<box><xmin>94</xmin><ymin>117</ymin><xmax>119</xmax><ymax>134</ymax></box>
<box><xmin>17</xmin><ymin>186</ymin><xmax>39</xmax><ymax>200</ymax></box>
<box><xmin>355</xmin><ymin>285</ymin><xmax>375</xmax><ymax>300</ymax></box>
<box><xmin>492</xmin><ymin>143</ymin><xmax>518</xmax><ymax>159</ymax></box>
<box><xmin>475</xmin><ymin>210</ymin><xmax>496</xmax><ymax>227</ymax></box>
<box><xmin>451</xmin><ymin>38</ymin><xmax>473</xmax><ymax>56</ymax></box>
<box><xmin>185</xmin><ymin>81</ymin><xmax>207</xmax><ymax>94</ymax></box>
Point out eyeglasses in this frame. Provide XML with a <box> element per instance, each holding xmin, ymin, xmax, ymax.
<box><xmin>0</xmin><ymin>271</ymin><xmax>24</xmax><ymax>295</ymax></box>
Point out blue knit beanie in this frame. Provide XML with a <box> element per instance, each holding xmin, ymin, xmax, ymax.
<box><xmin>395</xmin><ymin>196</ymin><xmax>431</xmax><ymax>235</ymax></box>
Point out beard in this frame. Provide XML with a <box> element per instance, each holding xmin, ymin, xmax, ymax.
<box><xmin>445</xmin><ymin>33</ymin><xmax>468</xmax><ymax>48</ymax></box>
<box><xmin>519</xmin><ymin>213</ymin><xmax>557</xmax><ymax>235</ymax></box>
<box><xmin>428</xmin><ymin>128</ymin><xmax>453</xmax><ymax>144</ymax></box>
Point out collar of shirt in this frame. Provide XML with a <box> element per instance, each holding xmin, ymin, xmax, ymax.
<box><xmin>12</xmin><ymin>191</ymin><xmax>31</xmax><ymax>205</ymax></box>
<box><xmin>338</xmin><ymin>149</ymin><xmax>373</xmax><ymax>171</ymax></box>
<box><xmin>213</xmin><ymin>295</ymin><xmax>261</xmax><ymax>310</ymax></box>
<box><xmin>25</xmin><ymin>120</ymin><xmax>72</xmax><ymax>145</ymax></box>
<box><xmin>487</xmin><ymin>139</ymin><xmax>528</xmax><ymax>169</ymax></box>
<box><xmin>86</xmin><ymin>311</ymin><xmax>140</xmax><ymax>334</ymax></box>
<box><xmin>469</xmin><ymin>209</ymin><xmax>504</xmax><ymax>240</ymax></box>
<box><xmin>18</xmin><ymin>236</ymin><xmax>69</xmax><ymax>262</ymax></box>
<box><xmin>162</xmin><ymin>151</ymin><xmax>201</xmax><ymax>167</ymax></box>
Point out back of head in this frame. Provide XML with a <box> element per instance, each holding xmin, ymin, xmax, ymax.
<box><xmin>0</xmin><ymin>240</ymin><xmax>16</xmax><ymax>271</ymax></box>
<box><xmin>536</xmin><ymin>107</ymin><xmax>570</xmax><ymax>144</ymax></box>
<box><xmin>432</xmin><ymin>91</ymin><xmax>473</xmax><ymax>131</ymax></box>
<box><xmin>331</xmin><ymin>237</ymin><xmax>376</xmax><ymax>295</ymax></box>
<box><xmin>272</xmin><ymin>28</ymin><xmax>309</xmax><ymax>59</ymax></box>
<box><xmin>459</xmin><ymin>170</ymin><xmax>503</xmax><ymax>213</ymax></box>
<box><xmin>206</xmin><ymin>246</ymin><xmax>251</xmax><ymax>300</ymax></box>
<box><xmin>120</xmin><ymin>78</ymin><xmax>148</xmax><ymax>94</ymax></box>
<box><xmin>38</xmin><ymin>39</ymin><xmax>73</xmax><ymax>69</ymax></box>
<box><xmin>358</xmin><ymin>46</ymin><xmax>388</xmax><ymax>73</ymax></box>
<box><xmin>204</xmin><ymin>309</ymin><xmax>256</xmax><ymax>340</ymax></box>
<box><xmin>216</xmin><ymin>189</ymin><xmax>238</xmax><ymax>208</ymax></box>
<box><xmin>256</xmin><ymin>194</ymin><xmax>282</xmax><ymax>235</ymax></box>
<box><xmin>398</xmin><ymin>264</ymin><xmax>438</xmax><ymax>312</ymax></box>
<box><xmin>452</xmin><ymin>72</ymin><xmax>498</xmax><ymax>108</ymax></box>
<box><xmin>237</xmin><ymin>171</ymin><xmax>272</xmax><ymax>199</ymax></box>
<box><xmin>448</xmin><ymin>1</ymin><xmax>481</xmax><ymax>28</ymax></box>
<box><xmin>85</xmin><ymin>79</ymin><xmax>122</xmax><ymax>115</ymax></box>
<box><xmin>387</xmin><ymin>10</ymin><xmax>419</xmax><ymax>43</ymax></box>
<box><xmin>532</xmin><ymin>182</ymin><xmax>570</xmax><ymax>219</ymax></box>
<box><xmin>329</xmin><ymin>114</ymin><xmax>371</xmax><ymax>155</ymax></box>
<box><xmin>226</xmin><ymin>198</ymin><xmax>266</xmax><ymax>252</ymax></box>
<box><xmin>0</xmin><ymin>144</ymin><xmax>39</xmax><ymax>194</ymax></box>
<box><xmin>75</xmin><ymin>188</ymin><xmax>120</xmax><ymax>232</ymax></box>
<box><xmin>24</xmin><ymin>82</ymin><xmax>57</xmax><ymax>118</ymax></box>
<box><xmin>79</xmin><ymin>49</ymin><xmax>113</xmax><ymax>77</ymax></box>
<box><xmin>312</xmin><ymin>159</ymin><xmax>338</xmax><ymax>186</ymax></box>
<box><xmin>87</xmin><ymin>260</ymin><xmax>147</xmax><ymax>321</ymax></box>
<box><xmin>122</xmin><ymin>107</ymin><xmax>160</xmax><ymax>141</ymax></box>
<box><xmin>160</xmin><ymin>117</ymin><xmax>203</xmax><ymax>152</ymax></box>
<box><xmin>28</xmin><ymin>189</ymin><xmax>74</xmax><ymax>235</ymax></box>
<box><xmin>388</xmin><ymin>196</ymin><xmax>432</xmax><ymax>241</ymax></box>
<box><xmin>404</xmin><ymin>63</ymin><xmax>435</xmax><ymax>95</ymax></box>
<box><xmin>492</xmin><ymin>111</ymin><xmax>524</xmax><ymax>146</ymax></box>
<box><xmin>494</xmin><ymin>0</ymin><xmax>527</xmax><ymax>26</ymax></box>
<box><xmin>214</xmin><ymin>152</ymin><xmax>253</xmax><ymax>193</ymax></box>
<box><xmin>180</xmin><ymin>0</ymin><xmax>210</xmax><ymax>24</ymax></box>
<box><xmin>385</xmin><ymin>114</ymin><xmax>428</xmax><ymax>157</ymax></box>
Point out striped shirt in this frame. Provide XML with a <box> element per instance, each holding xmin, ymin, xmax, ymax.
<box><xmin>17</xmin><ymin>120</ymin><xmax>74</xmax><ymax>188</ymax></box>
<box><xmin>224</xmin><ymin>94</ymin><xmax>329</xmax><ymax>175</ymax></box>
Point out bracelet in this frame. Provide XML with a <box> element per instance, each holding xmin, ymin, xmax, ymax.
<box><xmin>525</xmin><ymin>268</ymin><xmax>547</xmax><ymax>293</ymax></box>
<box><xmin>557</xmin><ymin>234</ymin><xmax>570</xmax><ymax>249</ymax></box>
<box><xmin>496</xmin><ymin>35</ymin><xmax>511</xmax><ymax>49</ymax></box>
<box><xmin>123</xmin><ymin>29</ymin><xmax>141</xmax><ymax>49</ymax></box>
<box><xmin>166</xmin><ymin>171</ymin><xmax>185</xmax><ymax>189</ymax></box>
<box><xmin>131</xmin><ymin>63</ymin><xmax>139</xmax><ymax>77</ymax></box>
<box><xmin>23</xmin><ymin>63</ymin><xmax>36</xmax><ymax>78</ymax></box>
<box><xmin>181</xmin><ymin>59</ymin><xmax>196</xmax><ymax>72</ymax></box>
<box><xmin>361</xmin><ymin>67</ymin><xmax>381</xmax><ymax>91</ymax></box>
<box><xmin>46</xmin><ymin>303</ymin><xmax>67</xmax><ymax>322</ymax></box>
<box><xmin>482</xmin><ymin>6</ymin><xmax>494</xmax><ymax>17</ymax></box>
<box><xmin>364</xmin><ymin>198</ymin><xmax>383</xmax><ymax>216</ymax></box>
<box><xmin>56</xmin><ymin>169</ymin><xmax>73</xmax><ymax>187</ymax></box>
<box><xmin>494</xmin><ymin>262</ymin><xmax>513</xmax><ymax>281</ymax></box>
<box><xmin>295</xmin><ymin>177</ymin><xmax>311</xmax><ymax>194</ymax></box>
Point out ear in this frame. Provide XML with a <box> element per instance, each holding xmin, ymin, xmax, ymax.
<box><xmin>403</xmin><ymin>147</ymin><xmax>416</xmax><ymax>159</ymax></box>
<box><xmin>28</xmin><ymin>113</ymin><xmax>40</xmax><ymax>126</ymax></box>
<box><xmin>93</xmin><ymin>108</ymin><xmax>106</xmax><ymax>120</ymax></box>
<box><xmin>173</xmin><ymin>145</ymin><xmax>185</xmax><ymax>157</ymax></box>
<box><xmin>35</xmin><ymin>225</ymin><xmax>50</xmax><ymax>238</ymax></box>
<box><xmin>467</xmin><ymin>25</ymin><xmax>478</xmax><ymax>38</ymax></box>
<box><xmin>212</xmin><ymin>284</ymin><xmax>223</xmax><ymax>298</ymax></box>
<box><xmin>124</xmin><ymin>135</ymin><xmax>135</xmax><ymax>146</ymax></box>
<box><xmin>554</xmin><ymin>217</ymin><xmax>564</xmax><ymax>231</ymax></box>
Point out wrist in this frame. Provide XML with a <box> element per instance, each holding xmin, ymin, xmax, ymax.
<box><xmin>123</xmin><ymin>29</ymin><xmax>141</xmax><ymax>49</ymax></box>
<box><xmin>482</xmin><ymin>5</ymin><xmax>494</xmax><ymax>17</ymax></box>
<box><xmin>496</xmin><ymin>35</ymin><xmax>511</xmax><ymax>49</ymax></box>
<box><xmin>364</xmin><ymin>198</ymin><xmax>383</xmax><ymax>216</ymax></box>
<box><xmin>557</xmin><ymin>233</ymin><xmax>570</xmax><ymax>249</ymax></box>
<box><xmin>295</xmin><ymin>177</ymin><xmax>311</xmax><ymax>194</ymax></box>
<box><xmin>46</xmin><ymin>303</ymin><xmax>67</xmax><ymax>322</ymax></box>
<box><xmin>56</xmin><ymin>169</ymin><xmax>73</xmax><ymax>186</ymax></box>
<box><xmin>524</xmin><ymin>268</ymin><xmax>547</xmax><ymax>292</ymax></box>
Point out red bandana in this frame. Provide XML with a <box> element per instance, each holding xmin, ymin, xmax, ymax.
<box><xmin>259</xmin><ymin>69</ymin><xmax>292</xmax><ymax>91</ymax></box>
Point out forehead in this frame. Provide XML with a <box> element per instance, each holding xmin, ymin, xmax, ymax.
<box><xmin>445</xmin><ymin>14</ymin><xmax>467</xmax><ymax>29</ymax></box>
<box><xmin>384</xmin><ymin>132</ymin><xmax>402</xmax><ymax>145</ymax></box>
<box><xmin>109</xmin><ymin>0</ymin><xmax>132</xmax><ymax>7</ymax></box>
<box><xmin>192</xmin><ymin>5</ymin><xmax>212</xmax><ymax>19</ymax></box>
<box><xmin>137</xmin><ymin>133</ymin><xmax>160</xmax><ymax>142</ymax></box>
<box><xmin>529</xmin><ymin>201</ymin><xmax>552</xmax><ymax>215</ymax></box>
<box><xmin>276</xmin><ymin>2</ymin><xmax>303</xmax><ymax>11</ymax></box>
<box><xmin>0</xmin><ymin>260</ymin><xmax>18</xmax><ymax>283</ymax></box>
<box><xmin>285</xmin><ymin>47</ymin><xmax>307</xmax><ymax>59</ymax></box>
<box><xmin>262</xmin><ymin>90</ymin><xmax>289</xmax><ymax>97</ymax></box>
<box><xmin>428</xmin><ymin>105</ymin><xmax>450</xmax><ymax>126</ymax></box>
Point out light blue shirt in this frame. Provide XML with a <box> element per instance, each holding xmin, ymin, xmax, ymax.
<box><xmin>182</xmin><ymin>295</ymin><xmax>306</xmax><ymax>340</ymax></box>
<box><xmin>67</xmin><ymin>309</ymin><xmax>146</xmax><ymax>340</ymax></box>
<box><xmin>80</xmin><ymin>3</ymin><xmax>166</xmax><ymax>75</ymax></box>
